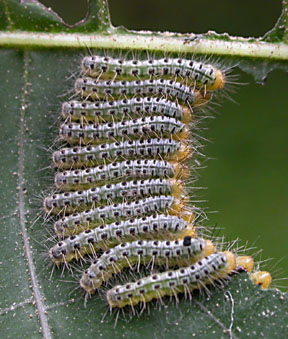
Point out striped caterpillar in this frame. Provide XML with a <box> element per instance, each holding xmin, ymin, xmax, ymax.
<box><xmin>81</xmin><ymin>56</ymin><xmax>225</xmax><ymax>91</ymax></box>
<box><xmin>44</xmin><ymin>178</ymin><xmax>185</xmax><ymax>215</ymax></box>
<box><xmin>80</xmin><ymin>236</ymin><xmax>214</xmax><ymax>293</ymax></box>
<box><xmin>53</xmin><ymin>138</ymin><xmax>192</xmax><ymax>169</ymax></box>
<box><xmin>53</xmin><ymin>195</ymin><xmax>191</xmax><ymax>237</ymax></box>
<box><xmin>106</xmin><ymin>251</ymin><xmax>235</xmax><ymax>308</ymax></box>
<box><xmin>75</xmin><ymin>78</ymin><xmax>210</xmax><ymax>105</ymax></box>
<box><xmin>62</xmin><ymin>97</ymin><xmax>193</xmax><ymax>124</ymax></box>
<box><xmin>54</xmin><ymin>159</ymin><xmax>190</xmax><ymax>191</ymax></box>
<box><xmin>50</xmin><ymin>215</ymin><xmax>195</xmax><ymax>265</ymax></box>
<box><xmin>59</xmin><ymin>116</ymin><xmax>190</xmax><ymax>145</ymax></box>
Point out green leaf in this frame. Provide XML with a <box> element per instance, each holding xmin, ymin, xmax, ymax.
<box><xmin>0</xmin><ymin>1</ymin><xmax>287</xmax><ymax>338</ymax></box>
<box><xmin>0</xmin><ymin>0</ymin><xmax>112</xmax><ymax>32</ymax></box>
<box><xmin>262</xmin><ymin>0</ymin><xmax>288</xmax><ymax>43</ymax></box>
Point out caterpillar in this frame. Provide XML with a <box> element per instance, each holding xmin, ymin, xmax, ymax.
<box><xmin>54</xmin><ymin>159</ymin><xmax>190</xmax><ymax>191</ymax></box>
<box><xmin>50</xmin><ymin>215</ymin><xmax>195</xmax><ymax>265</ymax></box>
<box><xmin>53</xmin><ymin>138</ymin><xmax>192</xmax><ymax>169</ymax></box>
<box><xmin>106</xmin><ymin>251</ymin><xmax>236</xmax><ymax>308</ymax></box>
<box><xmin>53</xmin><ymin>195</ymin><xmax>191</xmax><ymax>237</ymax></box>
<box><xmin>62</xmin><ymin>97</ymin><xmax>193</xmax><ymax>124</ymax></box>
<box><xmin>81</xmin><ymin>56</ymin><xmax>225</xmax><ymax>91</ymax></box>
<box><xmin>80</xmin><ymin>236</ymin><xmax>214</xmax><ymax>293</ymax></box>
<box><xmin>44</xmin><ymin>178</ymin><xmax>185</xmax><ymax>215</ymax></box>
<box><xmin>59</xmin><ymin>116</ymin><xmax>190</xmax><ymax>145</ymax></box>
<box><xmin>75</xmin><ymin>78</ymin><xmax>210</xmax><ymax>105</ymax></box>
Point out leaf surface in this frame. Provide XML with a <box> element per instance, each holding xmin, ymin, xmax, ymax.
<box><xmin>0</xmin><ymin>1</ymin><xmax>287</xmax><ymax>338</ymax></box>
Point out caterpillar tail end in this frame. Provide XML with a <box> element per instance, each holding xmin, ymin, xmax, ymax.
<box><xmin>224</xmin><ymin>251</ymin><xmax>237</xmax><ymax>274</ymax></box>
<box><xmin>208</xmin><ymin>70</ymin><xmax>225</xmax><ymax>91</ymax></box>
<box><xmin>250</xmin><ymin>271</ymin><xmax>272</xmax><ymax>289</ymax></box>
<box><xmin>236</xmin><ymin>256</ymin><xmax>254</xmax><ymax>273</ymax></box>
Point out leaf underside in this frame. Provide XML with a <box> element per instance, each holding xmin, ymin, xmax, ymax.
<box><xmin>0</xmin><ymin>1</ymin><xmax>287</xmax><ymax>338</ymax></box>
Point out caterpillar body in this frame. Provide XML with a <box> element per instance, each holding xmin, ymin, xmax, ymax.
<box><xmin>75</xmin><ymin>78</ymin><xmax>210</xmax><ymax>105</ymax></box>
<box><xmin>81</xmin><ymin>56</ymin><xmax>225</xmax><ymax>91</ymax></box>
<box><xmin>54</xmin><ymin>159</ymin><xmax>190</xmax><ymax>191</ymax></box>
<box><xmin>80</xmin><ymin>236</ymin><xmax>214</xmax><ymax>293</ymax></box>
<box><xmin>53</xmin><ymin>195</ymin><xmax>192</xmax><ymax>237</ymax></box>
<box><xmin>53</xmin><ymin>138</ymin><xmax>192</xmax><ymax>169</ymax></box>
<box><xmin>44</xmin><ymin>178</ymin><xmax>185</xmax><ymax>215</ymax></box>
<box><xmin>50</xmin><ymin>215</ymin><xmax>195</xmax><ymax>265</ymax></box>
<box><xmin>62</xmin><ymin>97</ymin><xmax>193</xmax><ymax>124</ymax></box>
<box><xmin>59</xmin><ymin>116</ymin><xmax>190</xmax><ymax>145</ymax></box>
<box><xmin>106</xmin><ymin>251</ymin><xmax>236</xmax><ymax>308</ymax></box>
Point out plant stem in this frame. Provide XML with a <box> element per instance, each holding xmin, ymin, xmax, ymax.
<box><xmin>0</xmin><ymin>31</ymin><xmax>288</xmax><ymax>61</ymax></box>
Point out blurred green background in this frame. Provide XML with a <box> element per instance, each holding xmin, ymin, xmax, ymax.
<box><xmin>40</xmin><ymin>0</ymin><xmax>288</xmax><ymax>289</ymax></box>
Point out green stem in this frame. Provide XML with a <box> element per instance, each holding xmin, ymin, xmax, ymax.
<box><xmin>0</xmin><ymin>31</ymin><xmax>288</xmax><ymax>61</ymax></box>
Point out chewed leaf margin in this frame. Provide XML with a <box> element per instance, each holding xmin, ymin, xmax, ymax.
<box><xmin>0</xmin><ymin>0</ymin><xmax>112</xmax><ymax>33</ymax></box>
<box><xmin>262</xmin><ymin>0</ymin><xmax>288</xmax><ymax>43</ymax></box>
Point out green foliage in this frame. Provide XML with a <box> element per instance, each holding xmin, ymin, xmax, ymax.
<box><xmin>0</xmin><ymin>0</ymin><xmax>110</xmax><ymax>32</ymax></box>
<box><xmin>0</xmin><ymin>1</ymin><xmax>287</xmax><ymax>338</ymax></box>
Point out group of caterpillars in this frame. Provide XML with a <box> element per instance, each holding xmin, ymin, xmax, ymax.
<box><xmin>44</xmin><ymin>53</ymin><xmax>272</xmax><ymax>311</ymax></box>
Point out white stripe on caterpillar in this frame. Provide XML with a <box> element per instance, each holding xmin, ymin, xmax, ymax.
<box><xmin>50</xmin><ymin>215</ymin><xmax>196</xmax><ymax>265</ymax></box>
<box><xmin>53</xmin><ymin>195</ymin><xmax>190</xmax><ymax>237</ymax></box>
<box><xmin>81</xmin><ymin>56</ymin><xmax>225</xmax><ymax>91</ymax></box>
<box><xmin>44</xmin><ymin>178</ymin><xmax>185</xmax><ymax>215</ymax></box>
<box><xmin>59</xmin><ymin>116</ymin><xmax>190</xmax><ymax>145</ymax></box>
<box><xmin>53</xmin><ymin>138</ymin><xmax>192</xmax><ymax>169</ymax></box>
<box><xmin>62</xmin><ymin>97</ymin><xmax>192</xmax><ymax>123</ymax></box>
<box><xmin>75</xmin><ymin>78</ymin><xmax>210</xmax><ymax>104</ymax></box>
<box><xmin>54</xmin><ymin>159</ymin><xmax>190</xmax><ymax>191</ymax></box>
<box><xmin>80</xmin><ymin>236</ymin><xmax>214</xmax><ymax>293</ymax></box>
<box><xmin>106</xmin><ymin>251</ymin><xmax>236</xmax><ymax>308</ymax></box>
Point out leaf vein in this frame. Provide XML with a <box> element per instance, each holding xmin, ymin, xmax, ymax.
<box><xmin>18</xmin><ymin>50</ymin><xmax>51</xmax><ymax>339</ymax></box>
